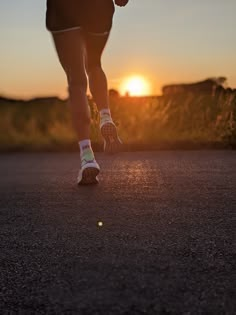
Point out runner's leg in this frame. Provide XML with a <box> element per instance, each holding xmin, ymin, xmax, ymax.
<box><xmin>52</xmin><ymin>29</ymin><xmax>100</xmax><ymax>184</ymax></box>
<box><xmin>84</xmin><ymin>31</ymin><xmax>122</xmax><ymax>153</ymax></box>
<box><xmin>84</xmin><ymin>32</ymin><xmax>110</xmax><ymax>111</ymax></box>
<box><xmin>52</xmin><ymin>29</ymin><xmax>90</xmax><ymax>141</ymax></box>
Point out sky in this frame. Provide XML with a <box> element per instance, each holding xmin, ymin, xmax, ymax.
<box><xmin>0</xmin><ymin>0</ymin><xmax>236</xmax><ymax>99</ymax></box>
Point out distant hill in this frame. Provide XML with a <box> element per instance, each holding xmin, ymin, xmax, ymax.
<box><xmin>0</xmin><ymin>96</ymin><xmax>63</xmax><ymax>104</ymax></box>
<box><xmin>162</xmin><ymin>77</ymin><xmax>236</xmax><ymax>96</ymax></box>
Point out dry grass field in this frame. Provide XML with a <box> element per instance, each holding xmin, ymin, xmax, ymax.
<box><xmin>0</xmin><ymin>89</ymin><xmax>235</xmax><ymax>152</ymax></box>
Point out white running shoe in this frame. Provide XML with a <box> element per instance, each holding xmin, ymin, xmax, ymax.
<box><xmin>100</xmin><ymin>122</ymin><xmax>122</xmax><ymax>154</ymax></box>
<box><xmin>77</xmin><ymin>149</ymin><xmax>100</xmax><ymax>185</ymax></box>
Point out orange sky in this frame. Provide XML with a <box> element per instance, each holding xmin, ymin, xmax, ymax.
<box><xmin>1</xmin><ymin>1</ymin><xmax>236</xmax><ymax>99</ymax></box>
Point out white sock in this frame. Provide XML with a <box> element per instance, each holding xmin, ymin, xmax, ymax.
<box><xmin>100</xmin><ymin>108</ymin><xmax>111</xmax><ymax>116</ymax></box>
<box><xmin>79</xmin><ymin>139</ymin><xmax>92</xmax><ymax>155</ymax></box>
<box><xmin>100</xmin><ymin>108</ymin><xmax>113</xmax><ymax>126</ymax></box>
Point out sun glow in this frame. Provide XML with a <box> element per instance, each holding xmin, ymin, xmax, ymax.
<box><xmin>121</xmin><ymin>75</ymin><xmax>151</xmax><ymax>96</ymax></box>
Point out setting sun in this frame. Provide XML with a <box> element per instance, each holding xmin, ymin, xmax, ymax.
<box><xmin>120</xmin><ymin>76</ymin><xmax>151</xmax><ymax>96</ymax></box>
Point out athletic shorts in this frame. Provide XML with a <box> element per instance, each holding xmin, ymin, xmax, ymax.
<box><xmin>46</xmin><ymin>0</ymin><xmax>115</xmax><ymax>34</ymax></box>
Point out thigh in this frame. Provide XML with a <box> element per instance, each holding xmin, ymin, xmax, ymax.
<box><xmin>52</xmin><ymin>29</ymin><xmax>86</xmax><ymax>84</ymax></box>
<box><xmin>84</xmin><ymin>32</ymin><xmax>110</xmax><ymax>70</ymax></box>
<box><xmin>83</xmin><ymin>0</ymin><xmax>115</xmax><ymax>34</ymax></box>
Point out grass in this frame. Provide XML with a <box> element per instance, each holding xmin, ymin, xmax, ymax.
<box><xmin>0</xmin><ymin>90</ymin><xmax>235</xmax><ymax>152</ymax></box>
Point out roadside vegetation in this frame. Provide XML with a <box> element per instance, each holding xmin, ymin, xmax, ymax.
<box><xmin>0</xmin><ymin>86</ymin><xmax>235</xmax><ymax>152</ymax></box>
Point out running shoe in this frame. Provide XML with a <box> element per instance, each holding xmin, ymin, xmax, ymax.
<box><xmin>77</xmin><ymin>149</ymin><xmax>100</xmax><ymax>185</ymax></box>
<box><xmin>100</xmin><ymin>122</ymin><xmax>122</xmax><ymax>154</ymax></box>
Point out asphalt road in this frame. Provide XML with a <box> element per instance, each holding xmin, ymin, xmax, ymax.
<box><xmin>0</xmin><ymin>151</ymin><xmax>235</xmax><ymax>314</ymax></box>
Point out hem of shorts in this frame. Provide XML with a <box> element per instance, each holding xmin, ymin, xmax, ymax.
<box><xmin>87</xmin><ymin>30</ymin><xmax>110</xmax><ymax>36</ymax></box>
<box><xmin>50</xmin><ymin>26</ymin><xmax>82</xmax><ymax>34</ymax></box>
<box><xmin>49</xmin><ymin>26</ymin><xmax>110</xmax><ymax>36</ymax></box>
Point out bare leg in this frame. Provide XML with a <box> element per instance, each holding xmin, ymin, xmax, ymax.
<box><xmin>89</xmin><ymin>66</ymin><xmax>109</xmax><ymax>111</ymax></box>
<box><xmin>52</xmin><ymin>29</ymin><xmax>90</xmax><ymax>141</ymax></box>
<box><xmin>52</xmin><ymin>29</ymin><xmax>101</xmax><ymax>184</ymax></box>
<box><xmin>84</xmin><ymin>31</ymin><xmax>122</xmax><ymax>154</ymax></box>
<box><xmin>84</xmin><ymin>33</ymin><xmax>110</xmax><ymax>111</ymax></box>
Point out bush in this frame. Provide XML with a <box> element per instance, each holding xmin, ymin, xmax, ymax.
<box><xmin>0</xmin><ymin>90</ymin><xmax>235</xmax><ymax>151</ymax></box>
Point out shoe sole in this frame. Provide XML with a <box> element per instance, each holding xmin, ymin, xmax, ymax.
<box><xmin>78</xmin><ymin>167</ymin><xmax>100</xmax><ymax>185</ymax></box>
<box><xmin>101</xmin><ymin>123</ymin><xmax>122</xmax><ymax>154</ymax></box>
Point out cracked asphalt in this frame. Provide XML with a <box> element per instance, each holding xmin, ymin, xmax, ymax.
<box><xmin>0</xmin><ymin>151</ymin><xmax>235</xmax><ymax>314</ymax></box>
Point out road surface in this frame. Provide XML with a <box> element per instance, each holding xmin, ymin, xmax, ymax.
<box><xmin>0</xmin><ymin>151</ymin><xmax>235</xmax><ymax>314</ymax></box>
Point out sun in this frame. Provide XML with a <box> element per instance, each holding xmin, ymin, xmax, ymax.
<box><xmin>121</xmin><ymin>75</ymin><xmax>151</xmax><ymax>96</ymax></box>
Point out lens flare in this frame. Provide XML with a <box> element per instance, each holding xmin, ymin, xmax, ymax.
<box><xmin>97</xmin><ymin>221</ymin><xmax>103</xmax><ymax>227</ymax></box>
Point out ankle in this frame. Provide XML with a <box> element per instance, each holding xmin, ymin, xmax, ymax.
<box><xmin>100</xmin><ymin>108</ymin><xmax>113</xmax><ymax>127</ymax></box>
<box><xmin>79</xmin><ymin>139</ymin><xmax>93</xmax><ymax>155</ymax></box>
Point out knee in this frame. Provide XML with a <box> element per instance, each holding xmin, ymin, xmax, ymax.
<box><xmin>67</xmin><ymin>75</ymin><xmax>91</xmax><ymax>124</ymax></box>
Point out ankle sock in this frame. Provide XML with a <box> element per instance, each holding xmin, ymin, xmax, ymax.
<box><xmin>100</xmin><ymin>108</ymin><xmax>113</xmax><ymax>127</ymax></box>
<box><xmin>79</xmin><ymin>139</ymin><xmax>92</xmax><ymax>153</ymax></box>
<box><xmin>78</xmin><ymin>139</ymin><xmax>95</xmax><ymax>165</ymax></box>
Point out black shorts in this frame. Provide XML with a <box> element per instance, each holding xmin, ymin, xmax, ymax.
<box><xmin>46</xmin><ymin>0</ymin><xmax>115</xmax><ymax>34</ymax></box>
